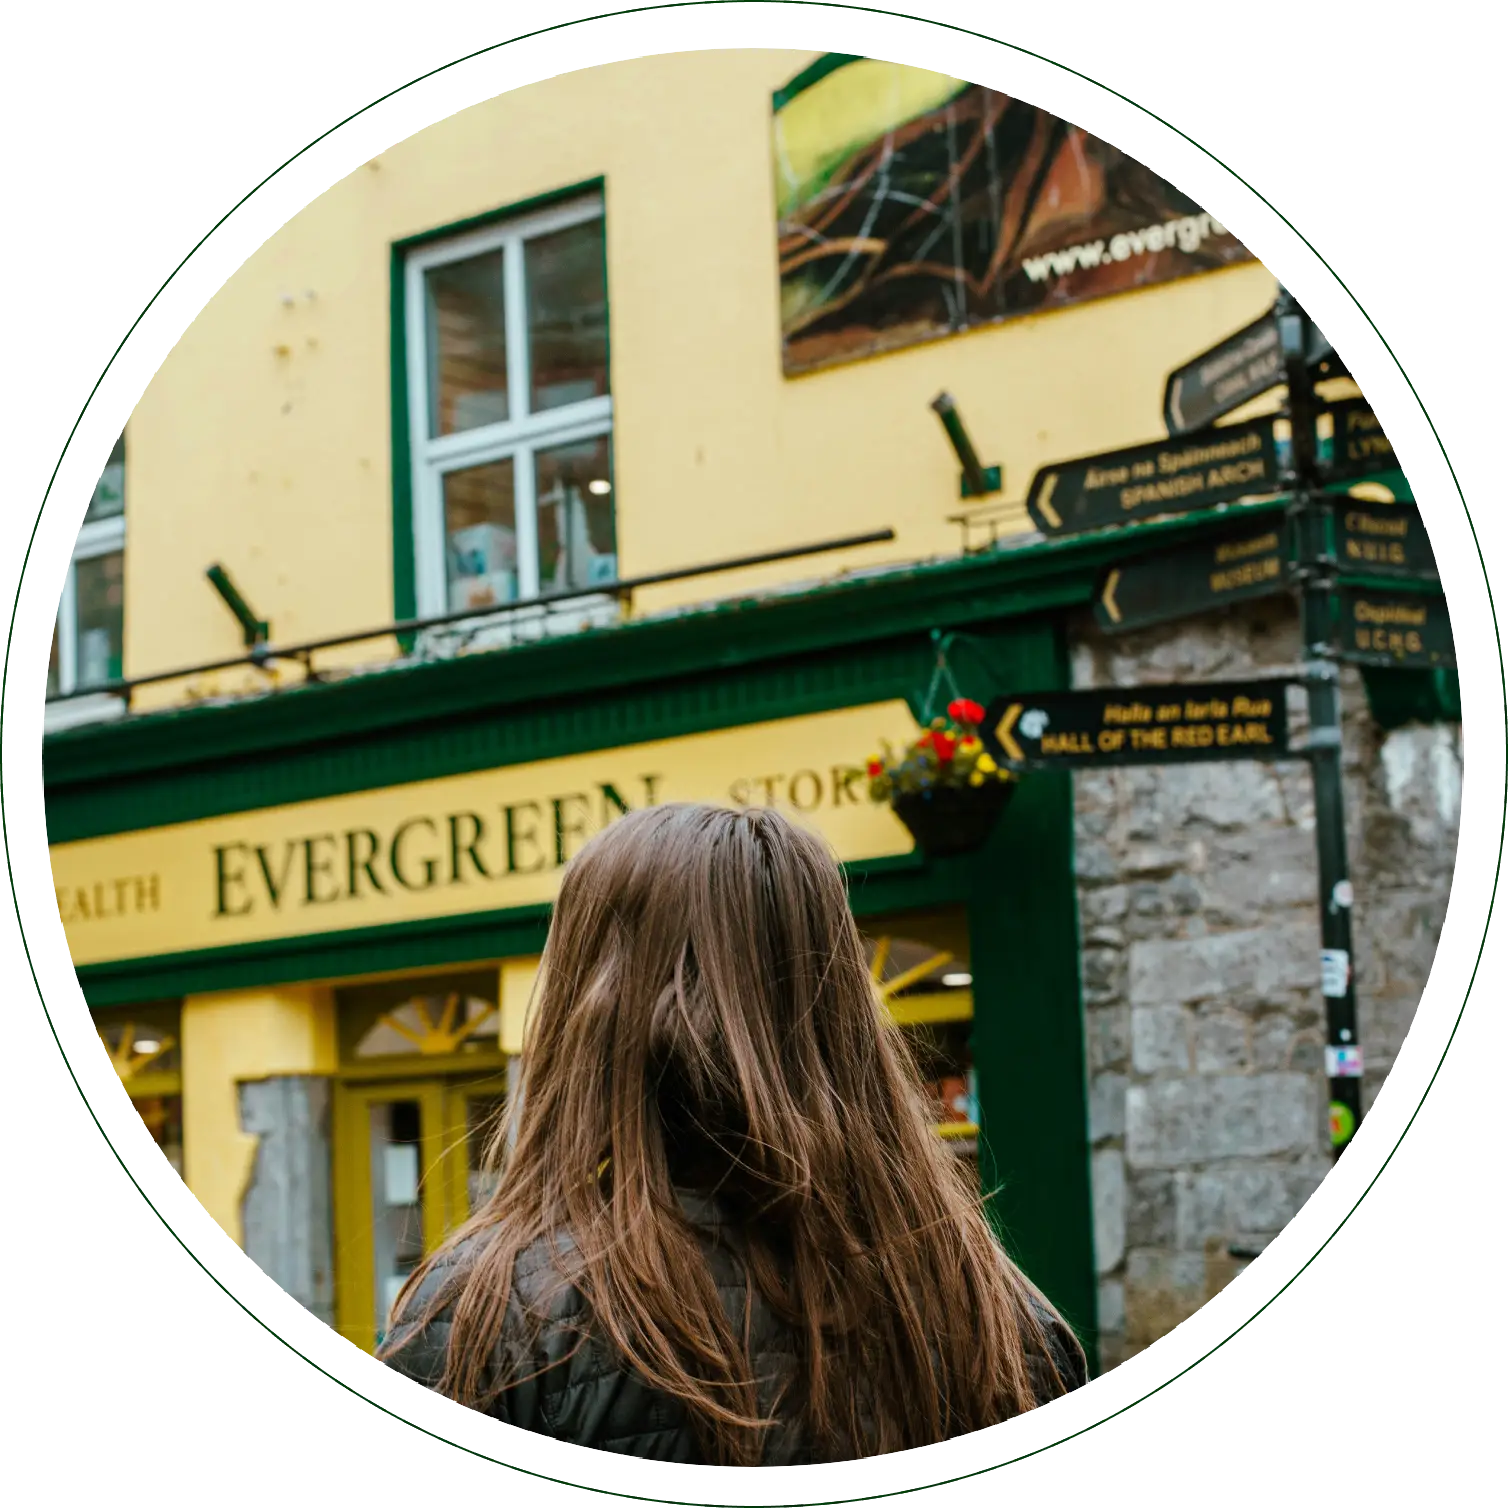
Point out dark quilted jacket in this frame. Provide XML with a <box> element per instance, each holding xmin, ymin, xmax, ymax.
<box><xmin>382</xmin><ymin>1193</ymin><xmax>1088</xmax><ymax>1463</ymax></box>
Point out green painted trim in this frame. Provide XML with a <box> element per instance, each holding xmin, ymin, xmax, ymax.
<box><xmin>392</xmin><ymin>176</ymin><xmax>606</xmax><ymax>258</ymax></box>
<box><xmin>47</xmin><ymin>633</ymin><xmax>945</xmax><ymax>842</ymax></box>
<box><xmin>964</xmin><ymin>620</ymin><xmax>1098</xmax><ymax>1375</ymax></box>
<box><xmin>387</xmin><ymin>175</ymin><xmax>609</xmax><ymax>650</ymax></box>
<box><xmin>389</xmin><ymin>238</ymin><xmax>416</xmax><ymax>637</ymax></box>
<box><xmin>45</xmin><ymin>498</ymin><xmax>1290</xmax><ymax>836</ymax></box>
<box><xmin>1360</xmin><ymin>665</ymin><xmax>1462</xmax><ymax>729</ymax></box>
<box><xmin>771</xmin><ymin>53</ymin><xmax>865</xmax><ymax>111</ymax></box>
<box><xmin>74</xmin><ymin>904</ymin><xmax>555</xmax><ymax>1009</ymax></box>
<box><xmin>1333</xmin><ymin>572</ymin><xmax>1444</xmax><ymax>598</ymax></box>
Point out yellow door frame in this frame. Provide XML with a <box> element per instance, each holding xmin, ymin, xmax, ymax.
<box><xmin>333</xmin><ymin>1078</ymin><xmax>447</xmax><ymax>1353</ymax></box>
<box><xmin>332</xmin><ymin>1072</ymin><xmax>511</xmax><ymax>1352</ymax></box>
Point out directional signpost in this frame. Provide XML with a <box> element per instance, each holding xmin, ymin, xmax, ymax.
<box><xmin>1095</xmin><ymin>519</ymin><xmax>1292</xmax><ymax>634</ymax></box>
<box><xmin>1319</xmin><ymin>398</ymin><xmax>1397</xmax><ymax>480</ymax></box>
<box><xmin>1163</xmin><ymin>310</ymin><xmax>1338</xmax><ymax>436</ymax></box>
<box><xmin>1025</xmin><ymin>418</ymin><xmax>1287</xmax><ymax>537</ymax></box>
<box><xmin>1335</xmin><ymin>499</ymin><xmax>1437</xmax><ymax>581</ymax></box>
<box><xmin>1002</xmin><ymin>289</ymin><xmax>1451</xmax><ymax>1160</ymax></box>
<box><xmin>1332</xmin><ymin>585</ymin><xmax>1455</xmax><ymax>670</ymax></box>
<box><xmin>985</xmin><ymin>680</ymin><xmax>1291</xmax><ymax>770</ymax></box>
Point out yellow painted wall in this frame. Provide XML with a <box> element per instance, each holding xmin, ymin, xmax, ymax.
<box><xmin>180</xmin><ymin>985</ymin><xmax>336</xmax><ymax>1244</ymax></box>
<box><xmin>123</xmin><ymin>49</ymin><xmax>1277</xmax><ymax>708</ymax></box>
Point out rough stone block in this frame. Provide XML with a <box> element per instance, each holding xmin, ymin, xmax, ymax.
<box><xmin>1078</xmin><ymin>809</ymin><xmax>1114</xmax><ymax>839</ymax></box>
<box><xmin>1124</xmin><ymin>845</ymin><xmax>1188</xmax><ymax>879</ymax></box>
<box><xmin>1193</xmin><ymin>1008</ymin><xmax>1253</xmax><ymax>1073</ymax></box>
<box><xmin>1131</xmin><ymin>1004</ymin><xmax>1193</xmax><ymax>1074</ymax></box>
<box><xmin>1124</xmin><ymin>1248</ymin><xmax>1206</xmax><ymax>1349</ymax></box>
<box><xmin>1082</xmin><ymin>947</ymin><xmax>1121</xmax><ymax>992</ymax></box>
<box><xmin>1128</xmin><ymin>923</ymin><xmax>1317</xmax><ymax>1012</ymax></box>
<box><xmin>1081</xmin><ymin>884</ymin><xmax>1130</xmax><ymax>925</ymax></box>
<box><xmin>1092</xmin><ymin>1149</ymin><xmax>1126</xmax><ymax>1274</ymax></box>
<box><xmin>1086</xmin><ymin>1007</ymin><xmax>1130</xmax><ymax>1073</ymax></box>
<box><xmin>1097</xmin><ymin>1279</ymin><xmax>1126</xmax><ymax>1337</ymax></box>
<box><xmin>1089</xmin><ymin>1071</ymin><xmax>1127</xmax><ymax>1143</ymax></box>
<box><xmin>1160</xmin><ymin>763</ymin><xmax>1286</xmax><ymax>832</ymax></box>
<box><xmin>1174</xmin><ymin>1161</ymin><xmax>1321</xmax><ymax>1246</ymax></box>
<box><xmin>1125</xmin><ymin>1074</ymin><xmax>1320</xmax><ymax>1168</ymax></box>
<box><xmin>1357</xmin><ymin>988</ymin><xmax>1423</xmax><ymax>1070</ymax></box>
<box><xmin>1285</xmin><ymin>1031</ymin><xmax>1325</xmax><ymax>1075</ymax></box>
<box><xmin>1075</xmin><ymin>840</ymin><xmax>1118</xmax><ymax>882</ymax></box>
<box><xmin>1200</xmin><ymin>826</ymin><xmax>1320</xmax><ymax>923</ymax></box>
<box><xmin>1126</xmin><ymin>1171</ymin><xmax>1177</xmax><ymax>1247</ymax></box>
<box><xmin>1251</xmin><ymin>1014</ymin><xmax>1294</xmax><ymax>1072</ymax></box>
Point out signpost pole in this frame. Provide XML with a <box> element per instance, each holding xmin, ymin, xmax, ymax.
<box><xmin>1278</xmin><ymin>288</ymin><xmax>1364</xmax><ymax>1159</ymax></box>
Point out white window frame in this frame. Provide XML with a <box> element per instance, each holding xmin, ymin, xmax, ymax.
<box><xmin>46</xmin><ymin>466</ymin><xmax>128</xmax><ymax>731</ymax></box>
<box><xmin>404</xmin><ymin>194</ymin><xmax>615</xmax><ymax>636</ymax></box>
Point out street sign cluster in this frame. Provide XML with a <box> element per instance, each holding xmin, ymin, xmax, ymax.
<box><xmin>986</xmin><ymin>291</ymin><xmax>1452</xmax><ymax>1158</ymax></box>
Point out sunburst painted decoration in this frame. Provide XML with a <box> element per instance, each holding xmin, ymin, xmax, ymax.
<box><xmin>375</xmin><ymin>994</ymin><xmax>498</xmax><ymax>1056</ymax></box>
<box><xmin>99</xmin><ymin>1023</ymin><xmax>176</xmax><ymax>1084</ymax></box>
<box><xmin>868</xmin><ymin>936</ymin><xmax>955</xmax><ymax>1004</ymax></box>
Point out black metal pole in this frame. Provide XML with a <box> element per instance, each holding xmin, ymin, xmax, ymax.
<box><xmin>1277</xmin><ymin>287</ymin><xmax>1364</xmax><ymax>1160</ymax></box>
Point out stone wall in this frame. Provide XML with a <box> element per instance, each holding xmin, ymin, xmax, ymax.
<box><xmin>1069</xmin><ymin>595</ymin><xmax>1461</xmax><ymax>1368</ymax></box>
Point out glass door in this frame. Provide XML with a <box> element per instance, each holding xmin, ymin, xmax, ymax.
<box><xmin>335</xmin><ymin>1080</ymin><xmax>445</xmax><ymax>1353</ymax></box>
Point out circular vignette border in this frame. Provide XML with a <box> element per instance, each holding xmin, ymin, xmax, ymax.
<box><xmin>5</xmin><ymin>5</ymin><xmax>1501</xmax><ymax>1501</ymax></box>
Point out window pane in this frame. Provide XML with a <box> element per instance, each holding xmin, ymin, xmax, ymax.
<box><xmin>536</xmin><ymin>436</ymin><xmax>617</xmax><ymax>594</ymax></box>
<box><xmin>83</xmin><ymin>449</ymin><xmax>125</xmax><ymax>527</ymax></box>
<box><xmin>526</xmin><ymin>218</ymin><xmax>608</xmax><ymax>414</ymax></box>
<box><xmin>425</xmin><ymin>251</ymin><xmax>508</xmax><ymax>437</ymax></box>
<box><xmin>354</xmin><ymin>994</ymin><xmax>498</xmax><ymax>1059</ymax></box>
<box><xmin>47</xmin><ymin>621</ymin><xmax>60</xmax><ymax>698</ymax></box>
<box><xmin>97</xmin><ymin>1020</ymin><xmax>182</xmax><ymax>1080</ymax></box>
<box><xmin>369</xmin><ymin>1100</ymin><xmax>426</xmax><ymax>1337</ymax></box>
<box><xmin>443</xmin><ymin>460</ymin><xmax>518</xmax><ymax>611</ymax></box>
<box><xmin>74</xmin><ymin>550</ymin><xmax>124</xmax><ymax>689</ymax></box>
<box><xmin>133</xmin><ymin>1095</ymin><xmax>185</xmax><ymax>1180</ymax></box>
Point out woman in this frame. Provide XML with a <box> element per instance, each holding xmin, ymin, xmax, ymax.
<box><xmin>381</xmin><ymin>802</ymin><xmax>1086</xmax><ymax>1464</ymax></box>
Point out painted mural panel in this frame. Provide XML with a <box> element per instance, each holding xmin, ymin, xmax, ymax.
<box><xmin>774</xmin><ymin>56</ymin><xmax>1252</xmax><ymax>374</ymax></box>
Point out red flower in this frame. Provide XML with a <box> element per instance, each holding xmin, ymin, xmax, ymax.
<box><xmin>866</xmin><ymin>759</ymin><xmax>884</xmax><ymax>777</ymax></box>
<box><xmin>930</xmin><ymin>731</ymin><xmax>958</xmax><ymax>762</ymax></box>
<box><xmin>948</xmin><ymin>697</ymin><xmax>986</xmax><ymax>727</ymax></box>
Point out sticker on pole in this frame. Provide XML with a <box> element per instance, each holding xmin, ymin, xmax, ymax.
<box><xmin>1325</xmin><ymin>1045</ymin><xmax>1364</xmax><ymax>1079</ymax></box>
<box><xmin>1329</xmin><ymin>1101</ymin><xmax>1356</xmax><ymax>1147</ymax></box>
<box><xmin>1320</xmin><ymin>948</ymin><xmax>1350</xmax><ymax>998</ymax></box>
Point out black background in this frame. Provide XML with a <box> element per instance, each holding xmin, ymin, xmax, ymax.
<box><xmin>983</xmin><ymin>687</ymin><xmax>1290</xmax><ymax>772</ymax></box>
<box><xmin>8</xmin><ymin>5</ymin><xmax>1495</xmax><ymax>1495</ymax></box>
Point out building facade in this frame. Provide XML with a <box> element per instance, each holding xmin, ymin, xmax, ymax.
<box><xmin>44</xmin><ymin>50</ymin><xmax>1456</xmax><ymax>1371</ymax></box>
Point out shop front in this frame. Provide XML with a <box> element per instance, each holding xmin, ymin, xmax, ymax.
<box><xmin>49</xmin><ymin>542</ymin><xmax>1102</xmax><ymax>1366</ymax></box>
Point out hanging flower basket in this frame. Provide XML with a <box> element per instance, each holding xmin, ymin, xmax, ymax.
<box><xmin>891</xmin><ymin>780</ymin><xmax>1015</xmax><ymax>858</ymax></box>
<box><xmin>865</xmin><ymin>698</ymin><xmax>1018</xmax><ymax>858</ymax></box>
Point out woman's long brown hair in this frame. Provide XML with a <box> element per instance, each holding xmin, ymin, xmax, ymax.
<box><xmin>381</xmin><ymin>802</ymin><xmax>1075</xmax><ymax>1463</ymax></box>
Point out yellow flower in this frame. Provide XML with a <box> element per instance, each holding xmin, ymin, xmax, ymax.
<box><xmin>976</xmin><ymin>753</ymin><xmax>997</xmax><ymax>774</ymax></box>
<box><xmin>960</xmin><ymin>736</ymin><xmax>981</xmax><ymax>753</ymax></box>
<box><xmin>969</xmin><ymin>771</ymin><xmax>985</xmax><ymax>787</ymax></box>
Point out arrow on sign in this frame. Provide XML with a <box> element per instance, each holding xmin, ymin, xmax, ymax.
<box><xmin>1100</xmin><ymin>569</ymin><xmax>1123</xmax><ymax>626</ymax></box>
<box><xmin>993</xmin><ymin>701</ymin><xmax>1025</xmax><ymax>762</ymax></box>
